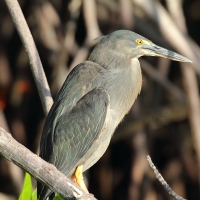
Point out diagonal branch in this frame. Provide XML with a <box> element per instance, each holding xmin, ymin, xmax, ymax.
<box><xmin>0</xmin><ymin>127</ymin><xmax>96</xmax><ymax>200</ymax></box>
<box><xmin>4</xmin><ymin>0</ymin><xmax>53</xmax><ymax>116</ymax></box>
<box><xmin>147</xmin><ymin>155</ymin><xmax>186</xmax><ymax>200</ymax></box>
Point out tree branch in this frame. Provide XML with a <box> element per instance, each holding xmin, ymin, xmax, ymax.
<box><xmin>4</xmin><ymin>0</ymin><xmax>53</xmax><ymax>116</ymax></box>
<box><xmin>147</xmin><ymin>155</ymin><xmax>186</xmax><ymax>200</ymax></box>
<box><xmin>0</xmin><ymin>127</ymin><xmax>96</xmax><ymax>200</ymax></box>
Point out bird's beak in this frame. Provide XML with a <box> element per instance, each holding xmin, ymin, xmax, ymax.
<box><xmin>143</xmin><ymin>44</ymin><xmax>192</xmax><ymax>63</ymax></box>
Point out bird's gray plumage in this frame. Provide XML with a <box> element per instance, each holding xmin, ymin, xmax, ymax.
<box><xmin>37</xmin><ymin>30</ymin><xmax>191</xmax><ymax>199</ymax></box>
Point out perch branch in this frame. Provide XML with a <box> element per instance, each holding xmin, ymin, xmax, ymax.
<box><xmin>0</xmin><ymin>127</ymin><xmax>96</xmax><ymax>200</ymax></box>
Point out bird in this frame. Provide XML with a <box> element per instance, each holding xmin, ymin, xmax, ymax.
<box><xmin>37</xmin><ymin>30</ymin><xmax>192</xmax><ymax>199</ymax></box>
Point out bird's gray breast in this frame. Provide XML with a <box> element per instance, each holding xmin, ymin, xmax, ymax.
<box><xmin>82</xmin><ymin>58</ymin><xmax>142</xmax><ymax>171</ymax></box>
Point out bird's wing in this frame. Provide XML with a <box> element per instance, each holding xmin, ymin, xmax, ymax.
<box><xmin>50</xmin><ymin>87</ymin><xmax>110</xmax><ymax>174</ymax></box>
<box><xmin>40</xmin><ymin>61</ymin><xmax>104</xmax><ymax>161</ymax></box>
<box><xmin>38</xmin><ymin>88</ymin><xmax>109</xmax><ymax>200</ymax></box>
<box><xmin>38</xmin><ymin>61</ymin><xmax>104</xmax><ymax>199</ymax></box>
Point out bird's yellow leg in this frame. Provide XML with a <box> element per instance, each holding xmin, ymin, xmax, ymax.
<box><xmin>72</xmin><ymin>165</ymin><xmax>89</xmax><ymax>193</ymax></box>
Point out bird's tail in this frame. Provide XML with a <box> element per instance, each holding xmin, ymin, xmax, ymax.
<box><xmin>37</xmin><ymin>182</ymin><xmax>54</xmax><ymax>200</ymax></box>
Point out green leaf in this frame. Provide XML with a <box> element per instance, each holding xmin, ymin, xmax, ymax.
<box><xmin>19</xmin><ymin>173</ymin><xmax>64</xmax><ymax>200</ymax></box>
<box><xmin>18</xmin><ymin>172</ymin><xmax>32</xmax><ymax>200</ymax></box>
<box><xmin>32</xmin><ymin>189</ymin><xmax>37</xmax><ymax>200</ymax></box>
<box><xmin>53</xmin><ymin>193</ymin><xmax>64</xmax><ymax>200</ymax></box>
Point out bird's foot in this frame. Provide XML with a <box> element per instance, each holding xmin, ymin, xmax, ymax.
<box><xmin>72</xmin><ymin>165</ymin><xmax>89</xmax><ymax>194</ymax></box>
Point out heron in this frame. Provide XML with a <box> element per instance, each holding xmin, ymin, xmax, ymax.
<box><xmin>37</xmin><ymin>30</ymin><xmax>191</xmax><ymax>199</ymax></box>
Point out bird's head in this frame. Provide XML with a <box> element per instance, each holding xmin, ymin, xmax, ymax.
<box><xmin>89</xmin><ymin>30</ymin><xmax>191</xmax><ymax>69</ymax></box>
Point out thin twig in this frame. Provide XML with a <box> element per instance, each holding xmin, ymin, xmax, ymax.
<box><xmin>147</xmin><ymin>155</ymin><xmax>186</xmax><ymax>200</ymax></box>
<box><xmin>4</xmin><ymin>0</ymin><xmax>53</xmax><ymax>116</ymax></box>
<box><xmin>0</xmin><ymin>127</ymin><xmax>96</xmax><ymax>200</ymax></box>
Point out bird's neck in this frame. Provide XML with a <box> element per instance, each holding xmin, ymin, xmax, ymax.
<box><xmin>89</xmin><ymin>48</ymin><xmax>142</xmax><ymax>123</ymax></box>
<box><xmin>89</xmin><ymin>47</ymin><xmax>130</xmax><ymax>70</ymax></box>
<box><xmin>99</xmin><ymin>58</ymin><xmax>142</xmax><ymax>125</ymax></box>
<box><xmin>111</xmin><ymin>58</ymin><xmax>142</xmax><ymax>120</ymax></box>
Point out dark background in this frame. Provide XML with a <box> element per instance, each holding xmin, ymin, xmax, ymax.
<box><xmin>0</xmin><ymin>0</ymin><xmax>200</xmax><ymax>200</ymax></box>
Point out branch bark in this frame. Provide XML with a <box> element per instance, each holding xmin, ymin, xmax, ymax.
<box><xmin>0</xmin><ymin>127</ymin><xmax>96</xmax><ymax>200</ymax></box>
<box><xmin>147</xmin><ymin>155</ymin><xmax>186</xmax><ymax>200</ymax></box>
<box><xmin>4</xmin><ymin>0</ymin><xmax>53</xmax><ymax>116</ymax></box>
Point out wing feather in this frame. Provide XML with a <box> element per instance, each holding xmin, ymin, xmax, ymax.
<box><xmin>37</xmin><ymin>62</ymin><xmax>108</xmax><ymax>200</ymax></box>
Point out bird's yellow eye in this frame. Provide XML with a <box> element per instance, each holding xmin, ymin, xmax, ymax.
<box><xmin>136</xmin><ymin>39</ymin><xmax>143</xmax><ymax>45</ymax></box>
